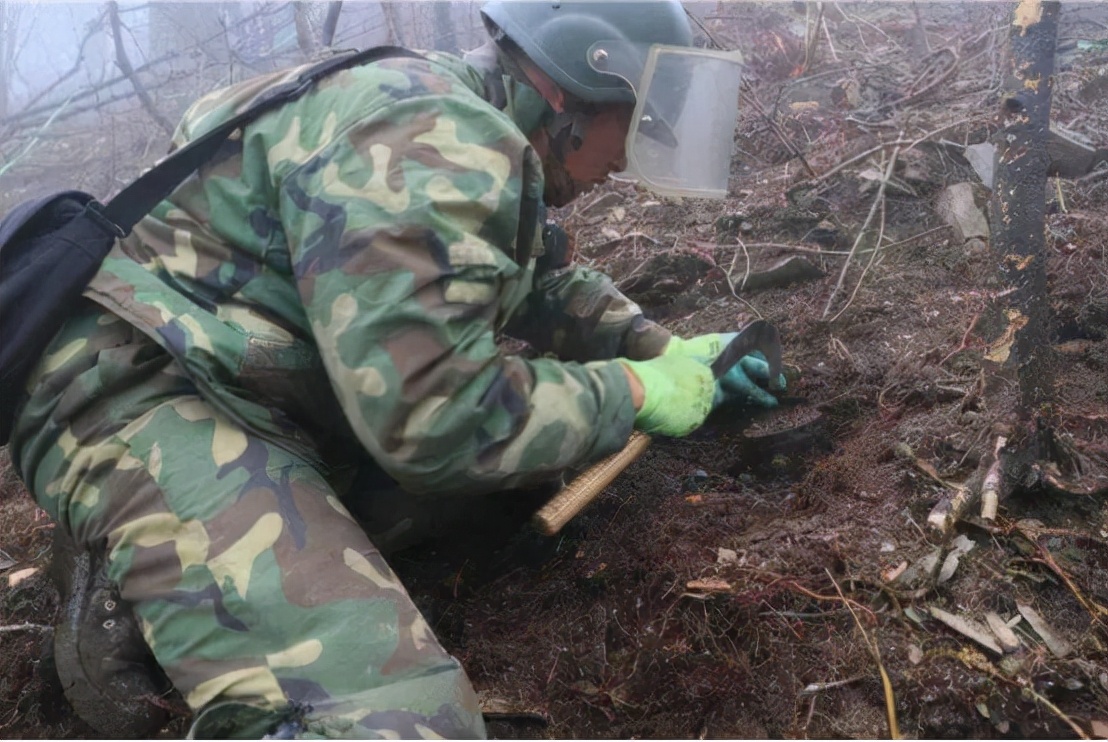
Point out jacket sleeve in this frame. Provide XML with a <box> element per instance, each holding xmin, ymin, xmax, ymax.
<box><xmin>276</xmin><ymin>94</ymin><xmax>636</xmax><ymax>496</ymax></box>
<box><xmin>503</xmin><ymin>262</ymin><xmax>672</xmax><ymax>362</ymax></box>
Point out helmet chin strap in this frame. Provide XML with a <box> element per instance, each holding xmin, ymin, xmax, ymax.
<box><xmin>546</xmin><ymin>110</ymin><xmax>589</xmax><ymax>161</ymax></box>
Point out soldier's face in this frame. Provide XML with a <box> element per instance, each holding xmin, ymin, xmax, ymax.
<box><xmin>540</xmin><ymin>103</ymin><xmax>634</xmax><ymax>207</ymax></box>
<box><xmin>562</xmin><ymin>104</ymin><xmax>634</xmax><ymax>187</ymax></box>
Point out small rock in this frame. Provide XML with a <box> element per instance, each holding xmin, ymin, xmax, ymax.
<box><xmin>7</xmin><ymin>567</ymin><xmax>39</xmax><ymax>588</ymax></box>
<box><xmin>717</xmin><ymin>547</ymin><xmax>739</xmax><ymax>565</ymax></box>
<box><xmin>936</xmin><ymin>183</ymin><xmax>989</xmax><ymax>241</ymax></box>
<box><xmin>961</xmin><ymin>411</ymin><xmax>981</xmax><ymax>425</ymax></box>
<box><xmin>964</xmin><ymin>238</ymin><xmax>988</xmax><ymax>257</ymax></box>
<box><xmin>964</xmin><ymin>143</ymin><xmax>996</xmax><ymax>188</ymax></box>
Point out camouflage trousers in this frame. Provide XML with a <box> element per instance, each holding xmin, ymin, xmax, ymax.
<box><xmin>10</xmin><ymin>304</ymin><xmax>486</xmax><ymax>738</ymax></box>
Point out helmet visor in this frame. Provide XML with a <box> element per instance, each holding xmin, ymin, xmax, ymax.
<box><xmin>590</xmin><ymin>44</ymin><xmax>744</xmax><ymax>199</ymax></box>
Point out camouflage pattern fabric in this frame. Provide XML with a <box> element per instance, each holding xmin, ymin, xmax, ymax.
<box><xmin>82</xmin><ymin>50</ymin><xmax>670</xmax><ymax>494</ymax></box>
<box><xmin>9</xmin><ymin>49</ymin><xmax>673</xmax><ymax>736</ymax></box>
<box><xmin>13</xmin><ymin>306</ymin><xmax>484</xmax><ymax>737</ymax></box>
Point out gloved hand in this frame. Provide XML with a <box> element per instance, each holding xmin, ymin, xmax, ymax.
<box><xmin>664</xmin><ymin>333</ymin><xmax>786</xmax><ymax>408</ymax></box>
<box><xmin>619</xmin><ymin>355</ymin><xmax>716</xmax><ymax>437</ymax></box>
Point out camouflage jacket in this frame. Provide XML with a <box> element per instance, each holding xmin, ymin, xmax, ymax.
<box><xmin>82</xmin><ymin>50</ymin><xmax>671</xmax><ymax>497</ymax></box>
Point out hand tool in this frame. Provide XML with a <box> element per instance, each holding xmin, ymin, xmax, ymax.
<box><xmin>532</xmin><ymin>320</ymin><xmax>784</xmax><ymax>536</ymax></box>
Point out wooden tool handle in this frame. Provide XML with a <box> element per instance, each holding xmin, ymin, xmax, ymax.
<box><xmin>532</xmin><ymin>431</ymin><xmax>653</xmax><ymax>536</ymax></box>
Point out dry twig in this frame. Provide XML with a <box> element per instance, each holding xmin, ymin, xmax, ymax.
<box><xmin>0</xmin><ymin>623</ymin><xmax>52</xmax><ymax>634</ymax></box>
<box><xmin>823</xmin><ymin>141</ymin><xmax>902</xmax><ymax>319</ymax></box>
<box><xmin>825</xmin><ymin>570</ymin><xmax>900</xmax><ymax>739</ymax></box>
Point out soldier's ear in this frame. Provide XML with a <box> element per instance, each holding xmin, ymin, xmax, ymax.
<box><xmin>517</xmin><ymin>57</ymin><xmax>566</xmax><ymax>113</ymax></box>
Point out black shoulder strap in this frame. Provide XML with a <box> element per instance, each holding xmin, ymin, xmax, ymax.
<box><xmin>97</xmin><ymin>45</ymin><xmax>425</xmax><ymax>237</ymax></box>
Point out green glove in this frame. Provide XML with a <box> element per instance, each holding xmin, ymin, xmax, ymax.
<box><xmin>665</xmin><ymin>333</ymin><xmax>786</xmax><ymax>408</ymax></box>
<box><xmin>620</xmin><ymin>355</ymin><xmax>716</xmax><ymax>437</ymax></box>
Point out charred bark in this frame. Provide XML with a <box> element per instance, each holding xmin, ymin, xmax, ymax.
<box><xmin>986</xmin><ymin>0</ymin><xmax>1057</xmax><ymax>416</ymax></box>
<box><xmin>978</xmin><ymin>1</ymin><xmax>1105</xmax><ymax>505</ymax></box>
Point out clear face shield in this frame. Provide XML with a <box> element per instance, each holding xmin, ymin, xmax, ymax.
<box><xmin>588</xmin><ymin>42</ymin><xmax>744</xmax><ymax>199</ymax></box>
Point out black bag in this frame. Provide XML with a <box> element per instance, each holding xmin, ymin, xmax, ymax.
<box><xmin>0</xmin><ymin>46</ymin><xmax>422</xmax><ymax>445</ymax></box>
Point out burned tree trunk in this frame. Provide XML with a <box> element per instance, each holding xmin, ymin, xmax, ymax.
<box><xmin>930</xmin><ymin>0</ymin><xmax>1106</xmax><ymax>534</ymax></box>
<box><xmin>976</xmin><ymin>0</ymin><xmax>1106</xmax><ymax>511</ymax></box>
<box><xmin>982</xmin><ymin>0</ymin><xmax>1058</xmax><ymax>498</ymax></box>
<box><xmin>985</xmin><ymin>0</ymin><xmax>1058</xmax><ymax>417</ymax></box>
<box><xmin>978</xmin><ymin>0</ymin><xmax>1058</xmax><ymax>509</ymax></box>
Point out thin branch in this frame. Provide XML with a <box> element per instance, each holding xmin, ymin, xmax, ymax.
<box><xmin>823</xmin><ymin>141</ymin><xmax>903</xmax><ymax>319</ymax></box>
<box><xmin>108</xmin><ymin>1</ymin><xmax>176</xmax><ymax>135</ymax></box>
<box><xmin>321</xmin><ymin>1</ymin><xmax>343</xmax><ymax>48</ymax></box>
<box><xmin>826</xmin><ymin>570</ymin><xmax>900</xmax><ymax>739</ymax></box>
<box><xmin>0</xmin><ymin>93</ymin><xmax>75</xmax><ymax>178</ymax></box>
<box><xmin>827</xmin><ymin>177</ymin><xmax>888</xmax><ymax>323</ymax></box>
<box><xmin>684</xmin><ymin>7</ymin><xmax>728</xmax><ymax>50</ymax></box>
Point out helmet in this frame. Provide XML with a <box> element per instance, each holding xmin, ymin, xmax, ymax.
<box><xmin>481</xmin><ymin>1</ymin><xmax>745</xmax><ymax>199</ymax></box>
<box><xmin>480</xmin><ymin>0</ymin><xmax>693</xmax><ymax>106</ymax></box>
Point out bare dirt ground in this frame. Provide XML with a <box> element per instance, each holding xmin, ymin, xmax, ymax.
<box><xmin>2</xmin><ymin>2</ymin><xmax>1107</xmax><ymax>739</ymax></box>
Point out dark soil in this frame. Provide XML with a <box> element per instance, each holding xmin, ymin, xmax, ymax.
<box><xmin>3</xmin><ymin>2</ymin><xmax>1108</xmax><ymax>739</ymax></box>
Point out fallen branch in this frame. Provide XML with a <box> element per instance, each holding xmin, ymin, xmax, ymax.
<box><xmin>0</xmin><ymin>623</ymin><xmax>52</xmax><ymax>634</ymax></box>
<box><xmin>0</xmin><ymin>94</ymin><xmax>75</xmax><ymax>178</ymax></box>
<box><xmin>1014</xmin><ymin>521</ymin><xmax>1108</xmax><ymax>625</ymax></box>
<box><xmin>886</xmin><ymin>47</ymin><xmax>960</xmax><ymax>110</ymax></box>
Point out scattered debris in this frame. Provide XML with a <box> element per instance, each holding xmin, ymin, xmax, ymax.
<box><xmin>6</xmin><ymin>566</ymin><xmax>38</xmax><ymax>588</ymax></box>
<box><xmin>476</xmin><ymin>691</ymin><xmax>551</xmax><ymax>726</ymax></box>
<box><xmin>685</xmin><ymin>578</ymin><xmax>733</xmax><ymax>595</ymax></box>
<box><xmin>963</xmin><ymin>143</ymin><xmax>996</xmax><ymax>188</ymax></box>
<box><xmin>937</xmin><ymin>533</ymin><xmax>976</xmax><ymax>583</ymax></box>
<box><xmin>1016</xmin><ymin>604</ymin><xmax>1073</xmax><ymax>658</ymax></box>
<box><xmin>983</xmin><ymin>612</ymin><xmax>1022</xmax><ymax>654</ymax></box>
<box><xmin>928</xmin><ymin>606</ymin><xmax>1002</xmax><ymax>655</ymax></box>
<box><xmin>716</xmin><ymin>547</ymin><xmax>740</xmax><ymax>565</ymax></box>
<box><xmin>935</xmin><ymin>183</ymin><xmax>989</xmax><ymax>241</ymax></box>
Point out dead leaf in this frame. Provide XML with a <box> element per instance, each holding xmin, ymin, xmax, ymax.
<box><xmin>7</xmin><ymin>567</ymin><xmax>39</xmax><ymax>588</ymax></box>
<box><xmin>1090</xmin><ymin>720</ymin><xmax>1108</xmax><ymax>738</ymax></box>
<box><xmin>928</xmin><ymin>606</ymin><xmax>1002</xmax><ymax>654</ymax></box>
<box><xmin>0</xmin><ymin>549</ymin><xmax>15</xmax><ymax>571</ymax></box>
<box><xmin>984</xmin><ymin>612</ymin><xmax>1021</xmax><ymax>653</ymax></box>
<box><xmin>908</xmin><ymin>645</ymin><xmax>923</xmax><ymax>665</ymax></box>
<box><xmin>938</xmin><ymin>551</ymin><xmax>963</xmax><ymax>583</ymax></box>
<box><xmin>938</xmin><ymin>535</ymin><xmax>976</xmax><ymax>583</ymax></box>
<box><xmin>1017</xmin><ymin>604</ymin><xmax>1073</xmax><ymax>658</ymax></box>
